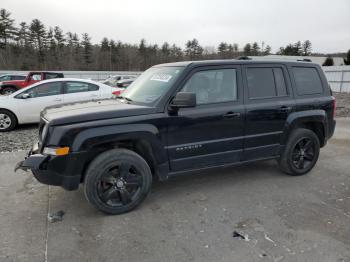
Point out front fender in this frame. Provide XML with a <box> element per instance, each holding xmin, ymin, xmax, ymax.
<box><xmin>71</xmin><ymin>124</ymin><xmax>167</xmax><ymax>165</ymax></box>
<box><xmin>281</xmin><ymin>110</ymin><xmax>326</xmax><ymax>145</ymax></box>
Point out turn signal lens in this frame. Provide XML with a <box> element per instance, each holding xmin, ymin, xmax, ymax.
<box><xmin>43</xmin><ymin>147</ymin><xmax>70</xmax><ymax>156</ymax></box>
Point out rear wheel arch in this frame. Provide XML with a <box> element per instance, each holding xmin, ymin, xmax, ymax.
<box><xmin>1</xmin><ymin>85</ymin><xmax>18</xmax><ymax>94</ymax></box>
<box><xmin>283</xmin><ymin>112</ymin><xmax>327</xmax><ymax>147</ymax></box>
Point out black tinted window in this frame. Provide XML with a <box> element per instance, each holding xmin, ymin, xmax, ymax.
<box><xmin>25</xmin><ymin>82</ymin><xmax>62</xmax><ymax>98</ymax></box>
<box><xmin>65</xmin><ymin>82</ymin><xmax>99</xmax><ymax>94</ymax></box>
<box><xmin>247</xmin><ymin>67</ymin><xmax>288</xmax><ymax>99</ymax></box>
<box><xmin>182</xmin><ymin>68</ymin><xmax>238</xmax><ymax>104</ymax></box>
<box><xmin>45</xmin><ymin>73</ymin><xmax>63</xmax><ymax>79</ymax></box>
<box><xmin>293</xmin><ymin>67</ymin><xmax>323</xmax><ymax>95</ymax></box>
<box><xmin>247</xmin><ymin>68</ymin><xmax>275</xmax><ymax>98</ymax></box>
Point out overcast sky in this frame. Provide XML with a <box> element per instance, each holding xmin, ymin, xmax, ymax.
<box><xmin>2</xmin><ymin>0</ymin><xmax>350</xmax><ymax>53</ymax></box>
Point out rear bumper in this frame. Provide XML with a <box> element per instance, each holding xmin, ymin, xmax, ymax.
<box><xmin>327</xmin><ymin>119</ymin><xmax>336</xmax><ymax>140</ymax></box>
<box><xmin>15</xmin><ymin>143</ymin><xmax>93</xmax><ymax>191</ymax></box>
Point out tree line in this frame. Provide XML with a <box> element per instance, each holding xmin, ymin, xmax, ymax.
<box><xmin>0</xmin><ymin>8</ymin><xmax>347</xmax><ymax>71</ymax></box>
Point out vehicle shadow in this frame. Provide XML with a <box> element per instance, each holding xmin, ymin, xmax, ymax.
<box><xmin>52</xmin><ymin>159</ymin><xmax>287</xmax><ymax>218</ymax></box>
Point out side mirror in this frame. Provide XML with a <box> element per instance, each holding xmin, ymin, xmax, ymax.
<box><xmin>171</xmin><ymin>92</ymin><xmax>196</xmax><ymax>108</ymax></box>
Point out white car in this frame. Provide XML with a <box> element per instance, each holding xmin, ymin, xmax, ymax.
<box><xmin>0</xmin><ymin>78</ymin><xmax>116</xmax><ymax>131</ymax></box>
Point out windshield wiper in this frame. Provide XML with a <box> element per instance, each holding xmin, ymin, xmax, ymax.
<box><xmin>116</xmin><ymin>95</ymin><xmax>133</xmax><ymax>102</ymax></box>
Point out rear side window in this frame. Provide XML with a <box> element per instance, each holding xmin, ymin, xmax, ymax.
<box><xmin>65</xmin><ymin>82</ymin><xmax>99</xmax><ymax>94</ymax></box>
<box><xmin>246</xmin><ymin>67</ymin><xmax>288</xmax><ymax>99</ymax></box>
<box><xmin>292</xmin><ymin>67</ymin><xmax>323</xmax><ymax>95</ymax></box>
<box><xmin>13</xmin><ymin>75</ymin><xmax>26</xmax><ymax>80</ymax></box>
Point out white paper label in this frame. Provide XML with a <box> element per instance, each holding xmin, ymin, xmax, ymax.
<box><xmin>150</xmin><ymin>74</ymin><xmax>173</xmax><ymax>82</ymax></box>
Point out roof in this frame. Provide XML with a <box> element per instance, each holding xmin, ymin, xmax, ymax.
<box><xmin>154</xmin><ymin>59</ymin><xmax>319</xmax><ymax>68</ymax></box>
<box><xmin>36</xmin><ymin>77</ymin><xmax>100</xmax><ymax>84</ymax></box>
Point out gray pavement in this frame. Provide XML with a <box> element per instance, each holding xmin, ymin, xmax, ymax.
<box><xmin>1</xmin><ymin>119</ymin><xmax>350</xmax><ymax>262</ymax></box>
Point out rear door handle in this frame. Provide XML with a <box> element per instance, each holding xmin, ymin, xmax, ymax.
<box><xmin>53</xmin><ymin>98</ymin><xmax>62</xmax><ymax>102</ymax></box>
<box><xmin>223</xmin><ymin>112</ymin><xmax>241</xmax><ymax>118</ymax></box>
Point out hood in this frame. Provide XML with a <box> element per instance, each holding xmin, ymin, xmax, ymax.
<box><xmin>42</xmin><ymin>99</ymin><xmax>157</xmax><ymax>125</ymax></box>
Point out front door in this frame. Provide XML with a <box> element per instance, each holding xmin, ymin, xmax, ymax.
<box><xmin>17</xmin><ymin>81</ymin><xmax>64</xmax><ymax>123</ymax></box>
<box><xmin>167</xmin><ymin>66</ymin><xmax>245</xmax><ymax>172</ymax></box>
<box><xmin>242</xmin><ymin>64</ymin><xmax>296</xmax><ymax>160</ymax></box>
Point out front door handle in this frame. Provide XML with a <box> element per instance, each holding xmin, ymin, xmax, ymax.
<box><xmin>53</xmin><ymin>98</ymin><xmax>62</xmax><ymax>102</ymax></box>
<box><xmin>280</xmin><ymin>106</ymin><xmax>292</xmax><ymax>112</ymax></box>
<box><xmin>223</xmin><ymin>112</ymin><xmax>241</xmax><ymax>118</ymax></box>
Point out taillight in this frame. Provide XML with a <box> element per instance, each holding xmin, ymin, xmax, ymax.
<box><xmin>112</xmin><ymin>90</ymin><xmax>121</xmax><ymax>96</ymax></box>
<box><xmin>331</xmin><ymin>96</ymin><xmax>336</xmax><ymax>118</ymax></box>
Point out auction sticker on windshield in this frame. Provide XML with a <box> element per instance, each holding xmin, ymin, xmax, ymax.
<box><xmin>150</xmin><ymin>74</ymin><xmax>173</xmax><ymax>82</ymax></box>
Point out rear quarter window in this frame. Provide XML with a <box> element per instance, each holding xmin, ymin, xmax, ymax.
<box><xmin>292</xmin><ymin>67</ymin><xmax>323</xmax><ymax>95</ymax></box>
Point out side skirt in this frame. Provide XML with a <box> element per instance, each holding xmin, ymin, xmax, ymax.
<box><xmin>166</xmin><ymin>155</ymin><xmax>280</xmax><ymax>179</ymax></box>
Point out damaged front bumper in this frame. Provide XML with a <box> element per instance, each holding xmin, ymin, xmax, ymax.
<box><xmin>15</xmin><ymin>143</ymin><xmax>85</xmax><ymax>191</ymax></box>
<box><xmin>15</xmin><ymin>143</ymin><xmax>47</xmax><ymax>172</ymax></box>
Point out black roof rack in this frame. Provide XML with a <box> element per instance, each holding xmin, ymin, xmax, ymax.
<box><xmin>236</xmin><ymin>56</ymin><xmax>252</xmax><ymax>60</ymax></box>
<box><xmin>296</xmin><ymin>58</ymin><xmax>312</xmax><ymax>62</ymax></box>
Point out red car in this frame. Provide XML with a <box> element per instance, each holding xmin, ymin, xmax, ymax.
<box><xmin>0</xmin><ymin>71</ymin><xmax>64</xmax><ymax>95</ymax></box>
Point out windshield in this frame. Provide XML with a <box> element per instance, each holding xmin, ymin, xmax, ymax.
<box><xmin>121</xmin><ymin>67</ymin><xmax>184</xmax><ymax>104</ymax></box>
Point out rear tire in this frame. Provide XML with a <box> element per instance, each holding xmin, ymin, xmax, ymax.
<box><xmin>1</xmin><ymin>87</ymin><xmax>17</xmax><ymax>95</ymax></box>
<box><xmin>0</xmin><ymin>109</ymin><xmax>17</xmax><ymax>132</ymax></box>
<box><xmin>84</xmin><ymin>148</ymin><xmax>152</xmax><ymax>214</ymax></box>
<box><xmin>279</xmin><ymin>128</ymin><xmax>320</xmax><ymax>176</ymax></box>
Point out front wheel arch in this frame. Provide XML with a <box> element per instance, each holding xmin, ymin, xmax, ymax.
<box><xmin>0</xmin><ymin>108</ymin><xmax>18</xmax><ymax>131</ymax></box>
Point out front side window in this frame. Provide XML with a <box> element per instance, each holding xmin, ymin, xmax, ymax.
<box><xmin>122</xmin><ymin>67</ymin><xmax>184</xmax><ymax>104</ymax></box>
<box><xmin>181</xmin><ymin>68</ymin><xmax>238</xmax><ymax>105</ymax></box>
<box><xmin>23</xmin><ymin>82</ymin><xmax>62</xmax><ymax>98</ymax></box>
<box><xmin>65</xmin><ymin>82</ymin><xmax>99</xmax><ymax>94</ymax></box>
<box><xmin>293</xmin><ymin>67</ymin><xmax>323</xmax><ymax>95</ymax></box>
<box><xmin>246</xmin><ymin>67</ymin><xmax>288</xmax><ymax>99</ymax></box>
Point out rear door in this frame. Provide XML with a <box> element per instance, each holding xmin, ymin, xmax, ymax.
<box><xmin>17</xmin><ymin>81</ymin><xmax>64</xmax><ymax>123</ymax></box>
<box><xmin>167</xmin><ymin>65</ymin><xmax>245</xmax><ymax>171</ymax></box>
<box><xmin>243</xmin><ymin>64</ymin><xmax>295</xmax><ymax>160</ymax></box>
<box><xmin>63</xmin><ymin>81</ymin><xmax>101</xmax><ymax>103</ymax></box>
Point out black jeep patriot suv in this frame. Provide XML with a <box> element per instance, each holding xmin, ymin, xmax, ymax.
<box><xmin>16</xmin><ymin>59</ymin><xmax>336</xmax><ymax>214</ymax></box>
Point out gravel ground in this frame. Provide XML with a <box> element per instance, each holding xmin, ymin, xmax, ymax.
<box><xmin>0</xmin><ymin>92</ymin><xmax>349</xmax><ymax>153</ymax></box>
<box><xmin>334</xmin><ymin>92</ymin><xmax>350</xmax><ymax>117</ymax></box>
<box><xmin>0</xmin><ymin>124</ymin><xmax>38</xmax><ymax>153</ymax></box>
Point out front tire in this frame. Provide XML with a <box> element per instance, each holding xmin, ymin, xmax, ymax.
<box><xmin>279</xmin><ymin>128</ymin><xmax>320</xmax><ymax>176</ymax></box>
<box><xmin>0</xmin><ymin>109</ymin><xmax>17</xmax><ymax>132</ymax></box>
<box><xmin>84</xmin><ymin>148</ymin><xmax>152</xmax><ymax>214</ymax></box>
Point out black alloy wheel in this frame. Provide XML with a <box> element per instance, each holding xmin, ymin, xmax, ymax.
<box><xmin>291</xmin><ymin>137</ymin><xmax>316</xmax><ymax>170</ymax></box>
<box><xmin>97</xmin><ymin>162</ymin><xmax>143</xmax><ymax>207</ymax></box>
<box><xmin>84</xmin><ymin>149</ymin><xmax>152</xmax><ymax>214</ymax></box>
